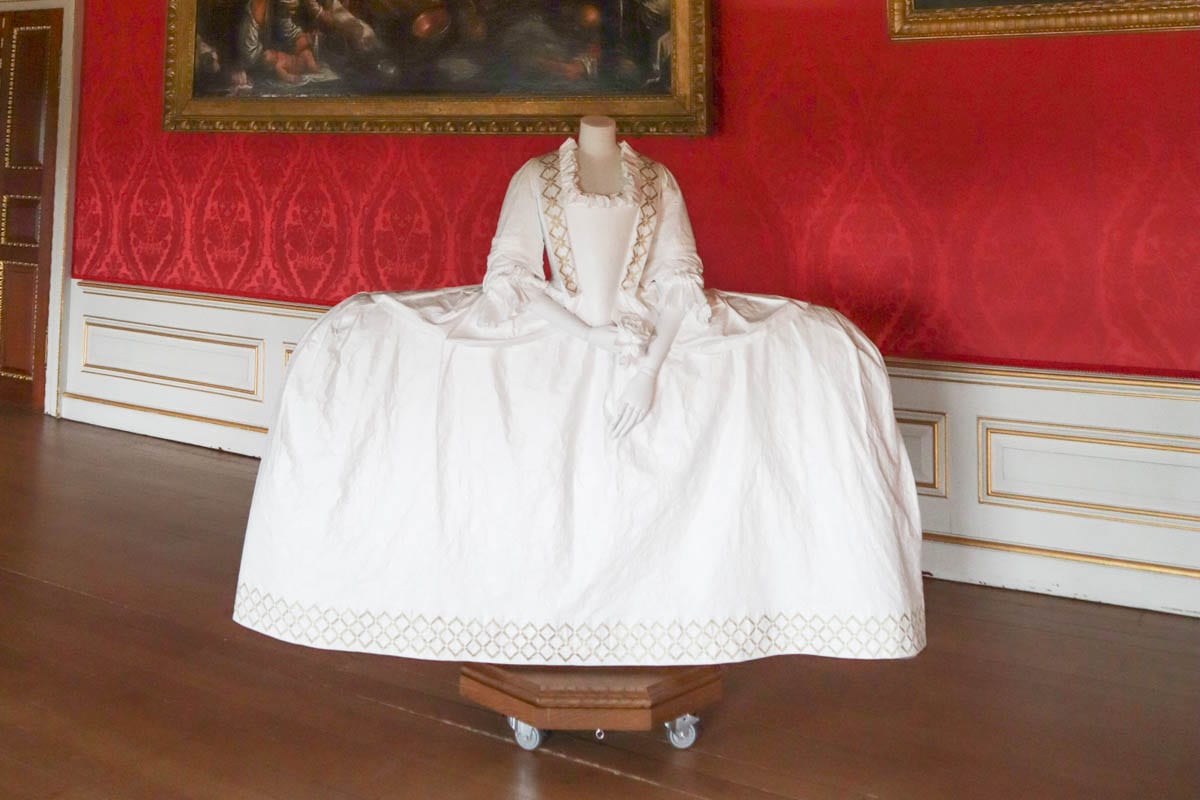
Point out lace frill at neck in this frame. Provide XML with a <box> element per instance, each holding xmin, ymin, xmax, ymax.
<box><xmin>557</xmin><ymin>139</ymin><xmax>643</xmax><ymax>208</ymax></box>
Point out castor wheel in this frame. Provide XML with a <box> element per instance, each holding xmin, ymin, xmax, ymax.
<box><xmin>512</xmin><ymin>719</ymin><xmax>545</xmax><ymax>751</ymax></box>
<box><xmin>664</xmin><ymin>713</ymin><xmax>699</xmax><ymax>749</ymax></box>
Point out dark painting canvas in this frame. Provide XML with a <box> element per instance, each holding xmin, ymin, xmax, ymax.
<box><xmin>192</xmin><ymin>1</ymin><xmax>675</xmax><ymax>99</ymax></box>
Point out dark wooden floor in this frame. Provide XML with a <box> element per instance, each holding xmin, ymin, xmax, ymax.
<box><xmin>1</xmin><ymin>407</ymin><xmax>1198</xmax><ymax>800</ymax></box>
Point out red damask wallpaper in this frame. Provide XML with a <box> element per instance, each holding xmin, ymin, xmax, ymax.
<box><xmin>72</xmin><ymin>2</ymin><xmax>1200</xmax><ymax>375</ymax></box>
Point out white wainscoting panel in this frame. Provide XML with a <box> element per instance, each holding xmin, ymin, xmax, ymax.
<box><xmin>60</xmin><ymin>280</ymin><xmax>322</xmax><ymax>456</ymax></box>
<box><xmin>56</xmin><ymin>281</ymin><xmax>1200</xmax><ymax>616</ymax></box>
<box><xmin>980</xmin><ymin>417</ymin><xmax>1200</xmax><ymax>528</ymax></box>
<box><xmin>81</xmin><ymin>316</ymin><xmax>264</xmax><ymax>399</ymax></box>
<box><xmin>896</xmin><ymin>409</ymin><xmax>947</xmax><ymax>498</ymax></box>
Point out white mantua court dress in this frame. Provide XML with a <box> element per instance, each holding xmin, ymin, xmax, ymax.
<box><xmin>233</xmin><ymin>140</ymin><xmax>926</xmax><ymax>665</ymax></box>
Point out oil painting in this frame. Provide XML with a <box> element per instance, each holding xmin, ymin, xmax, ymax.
<box><xmin>165</xmin><ymin>0</ymin><xmax>710</xmax><ymax>133</ymax></box>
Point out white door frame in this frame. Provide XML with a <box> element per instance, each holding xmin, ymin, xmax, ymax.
<box><xmin>0</xmin><ymin>0</ymin><xmax>83</xmax><ymax>415</ymax></box>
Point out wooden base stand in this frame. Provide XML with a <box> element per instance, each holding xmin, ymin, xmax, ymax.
<box><xmin>459</xmin><ymin>664</ymin><xmax>722</xmax><ymax>750</ymax></box>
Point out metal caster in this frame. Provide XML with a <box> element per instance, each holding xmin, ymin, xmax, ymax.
<box><xmin>664</xmin><ymin>713</ymin><xmax>699</xmax><ymax>749</ymax></box>
<box><xmin>512</xmin><ymin>719</ymin><xmax>545</xmax><ymax>751</ymax></box>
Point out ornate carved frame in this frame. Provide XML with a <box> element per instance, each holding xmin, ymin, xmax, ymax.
<box><xmin>888</xmin><ymin>0</ymin><xmax>1200</xmax><ymax>39</ymax></box>
<box><xmin>163</xmin><ymin>0</ymin><xmax>710</xmax><ymax>134</ymax></box>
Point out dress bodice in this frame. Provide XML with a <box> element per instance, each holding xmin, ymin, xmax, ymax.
<box><xmin>478</xmin><ymin>139</ymin><xmax>711</xmax><ymax>357</ymax></box>
<box><xmin>562</xmin><ymin>204</ymin><xmax>638</xmax><ymax>326</ymax></box>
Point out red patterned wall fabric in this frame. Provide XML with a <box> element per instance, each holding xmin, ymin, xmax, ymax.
<box><xmin>72</xmin><ymin>2</ymin><xmax>1200</xmax><ymax>376</ymax></box>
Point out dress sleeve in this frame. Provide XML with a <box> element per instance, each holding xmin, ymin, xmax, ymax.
<box><xmin>640</xmin><ymin>167</ymin><xmax>711</xmax><ymax>324</ymax></box>
<box><xmin>477</xmin><ymin>160</ymin><xmax>549</xmax><ymax>327</ymax></box>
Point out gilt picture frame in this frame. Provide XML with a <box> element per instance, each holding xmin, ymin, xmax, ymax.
<box><xmin>888</xmin><ymin>0</ymin><xmax>1200</xmax><ymax>39</ymax></box>
<box><xmin>163</xmin><ymin>0</ymin><xmax>710</xmax><ymax>134</ymax></box>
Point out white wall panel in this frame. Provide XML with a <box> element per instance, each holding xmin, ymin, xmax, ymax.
<box><xmin>980</xmin><ymin>417</ymin><xmax>1200</xmax><ymax>526</ymax></box>
<box><xmin>81</xmin><ymin>316</ymin><xmax>263</xmax><ymax>399</ymax></box>
<box><xmin>896</xmin><ymin>409</ymin><xmax>946</xmax><ymax>498</ymax></box>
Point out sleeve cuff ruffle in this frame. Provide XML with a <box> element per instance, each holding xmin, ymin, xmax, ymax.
<box><xmin>647</xmin><ymin>270</ymin><xmax>712</xmax><ymax>325</ymax></box>
<box><xmin>478</xmin><ymin>264</ymin><xmax>546</xmax><ymax>328</ymax></box>
<box><xmin>615</xmin><ymin>314</ymin><xmax>655</xmax><ymax>365</ymax></box>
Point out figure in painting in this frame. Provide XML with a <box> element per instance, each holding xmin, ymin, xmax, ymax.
<box><xmin>236</xmin><ymin>0</ymin><xmax>320</xmax><ymax>86</ymax></box>
<box><xmin>306</xmin><ymin>0</ymin><xmax>380</xmax><ymax>53</ymax></box>
<box><xmin>633</xmin><ymin>0</ymin><xmax>672</xmax><ymax>87</ymax></box>
<box><xmin>194</xmin><ymin>0</ymin><xmax>377</xmax><ymax>93</ymax></box>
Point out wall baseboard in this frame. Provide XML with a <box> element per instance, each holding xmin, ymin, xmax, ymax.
<box><xmin>58</xmin><ymin>279</ymin><xmax>1200</xmax><ymax>616</ymax></box>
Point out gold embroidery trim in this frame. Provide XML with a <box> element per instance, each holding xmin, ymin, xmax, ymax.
<box><xmin>537</xmin><ymin>152</ymin><xmax>579</xmax><ymax>295</ymax></box>
<box><xmin>621</xmin><ymin>157</ymin><xmax>662</xmax><ymax>291</ymax></box>
<box><xmin>233</xmin><ymin>583</ymin><xmax>926</xmax><ymax>662</ymax></box>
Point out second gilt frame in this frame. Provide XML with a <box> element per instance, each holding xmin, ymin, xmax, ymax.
<box><xmin>888</xmin><ymin>0</ymin><xmax>1200</xmax><ymax>39</ymax></box>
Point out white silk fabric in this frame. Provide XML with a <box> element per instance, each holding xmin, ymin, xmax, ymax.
<box><xmin>233</xmin><ymin>141</ymin><xmax>926</xmax><ymax>665</ymax></box>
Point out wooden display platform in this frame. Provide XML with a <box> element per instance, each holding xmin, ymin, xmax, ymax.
<box><xmin>459</xmin><ymin>664</ymin><xmax>722</xmax><ymax>733</ymax></box>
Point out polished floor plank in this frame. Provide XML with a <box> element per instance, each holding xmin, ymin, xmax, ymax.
<box><xmin>2</xmin><ymin>407</ymin><xmax>1199</xmax><ymax>799</ymax></box>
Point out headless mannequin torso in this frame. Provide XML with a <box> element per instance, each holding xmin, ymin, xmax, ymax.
<box><xmin>576</xmin><ymin>115</ymin><xmax>623</xmax><ymax>196</ymax></box>
<box><xmin>569</xmin><ymin>117</ymin><xmax>637</xmax><ymax>327</ymax></box>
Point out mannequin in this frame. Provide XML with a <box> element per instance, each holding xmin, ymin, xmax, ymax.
<box><xmin>576</xmin><ymin>114</ymin><xmax>623</xmax><ymax>196</ymax></box>
<box><xmin>524</xmin><ymin>115</ymin><xmax>688</xmax><ymax>438</ymax></box>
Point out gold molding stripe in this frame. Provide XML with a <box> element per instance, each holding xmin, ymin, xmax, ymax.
<box><xmin>61</xmin><ymin>391</ymin><xmax>268</xmax><ymax>434</ymax></box>
<box><xmin>887</xmin><ymin>356</ymin><xmax>1200</xmax><ymax>391</ymax></box>
<box><xmin>889</xmin><ymin>0</ymin><xmax>1200</xmax><ymax>40</ymax></box>
<box><xmin>895</xmin><ymin>409</ymin><xmax>947</xmax><ymax>497</ymax></box>
<box><xmin>978</xmin><ymin>415</ymin><xmax>1200</xmax><ymax>442</ymax></box>
<box><xmin>979</xmin><ymin>418</ymin><xmax>1200</xmax><ymax>531</ymax></box>
<box><xmin>81</xmin><ymin>317</ymin><xmax>263</xmax><ymax>399</ymax></box>
<box><xmin>923</xmin><ymin>532</ymin><xmax>1200</xmax><ymax>579</ymax></box>
<box><xmin>886</xmin><ymin>357</ymin><xmax>1200</xmax><ymax>402</ymax></box>
<box><xmin>78</xmin><ymin>281</ymin><xmax>327</xmax><ymax>319</ymax></box>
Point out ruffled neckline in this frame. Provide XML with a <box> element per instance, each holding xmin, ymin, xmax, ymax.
<box><xmin>557</xmin><ymin>138</ymin><xmax>642</xmax><ymax>209</ymax></box>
